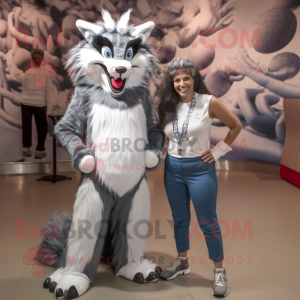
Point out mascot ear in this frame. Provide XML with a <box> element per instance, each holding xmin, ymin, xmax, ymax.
<box><xmin>129</xmin><ymin>21</ymin><xmax>155</xmax><ymax>43</ymax></box>
<box><xmin>76</xmin><ymin>20</ymin><xmax>105</xmax><ymax>44</ymax></box>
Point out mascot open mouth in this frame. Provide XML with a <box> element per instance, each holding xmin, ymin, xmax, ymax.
<box><xmin>111</xmin><ymin>77</ymin><xmax>125</xmax><ymax>89</ymax></box>
<box><xmin>96</xmin><ymin>64</ymin><xmax>126</xmax><ymax>93</ymax></box>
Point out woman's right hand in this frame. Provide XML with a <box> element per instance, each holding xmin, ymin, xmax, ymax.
<box><xmin>201</xmin><ymin>150</ymin><xmax>215</xmax><ymax>163</ymax></box>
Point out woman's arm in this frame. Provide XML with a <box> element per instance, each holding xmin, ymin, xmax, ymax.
<box><xmin>209</xmin><ymin>96</ymin><xmax>242</xmax><ymax>146</ymax></box>
<box><xmin>202</xmin><ymin>96</ymin><xmax>242</xmax><ymax>163</ymax></box>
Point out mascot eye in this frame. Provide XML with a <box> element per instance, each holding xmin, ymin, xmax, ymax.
<box><xmin>102</xmin><ymin>47</ymin><xmax>112</xmax><ymax>58</ymax></box>
<box><xmin>125</xmin><ymin>48</ymin><xmax>133</xmax><ymax>60</ymax></box>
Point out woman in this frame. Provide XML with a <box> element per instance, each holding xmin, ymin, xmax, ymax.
<box><xmin>157</xmin><ymin>58</ymin><xmax>242</xmax><ymax>297</ymax></box>
<box><xmin>10</xmin><ymin>49</ymin><xmax>52</xmax><ymax>159</ymax></box>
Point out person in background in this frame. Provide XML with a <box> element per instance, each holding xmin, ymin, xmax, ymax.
<box><xmin>157</xmin><ymin>58</ymin><xmax>242</xmax><ymax>297</ymax></box>
<box><xmin>10</xmin><ymin>49</ymin><xmax>52</xmax><ymax>159</ymax></box>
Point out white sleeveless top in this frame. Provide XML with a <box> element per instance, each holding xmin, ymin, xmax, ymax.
<box><xmin>164</xmin><ymin>93</ymin><xmax>213</xmax><ymax>158</ymax></box>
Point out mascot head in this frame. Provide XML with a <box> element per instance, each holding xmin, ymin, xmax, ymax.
<box><xmin>66</xmin><ymin>9</ymin><xmax>157</xmax><ymax>96</ymax></box>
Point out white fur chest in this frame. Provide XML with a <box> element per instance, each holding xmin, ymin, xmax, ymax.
<box><xmin>90</xmin><ymin>103</ymin><xmax>148</xmax><ymax>197</ymax></box>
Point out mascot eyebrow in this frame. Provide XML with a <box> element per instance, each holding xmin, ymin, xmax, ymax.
<box><xmin>92</xmin><ymin>35</ymin><xmax>115</xmax><ymax>57</ymax></box>
<box><xmin>125</xmin><ymin>38</ymin><xmax>142</xmax><ymax>58</ymax></box>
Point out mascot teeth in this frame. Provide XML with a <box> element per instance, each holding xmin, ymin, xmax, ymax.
<box><xmin>109</xmin><ymin>76</ymin><xmax>126</xmax><ymax>92</ymax></box>
<box><xmin>111</xmin><ymin>78</ymin><xmax>123</xmax><ymax>89</ymax></box>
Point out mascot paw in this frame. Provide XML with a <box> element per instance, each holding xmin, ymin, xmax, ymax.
<box><xmin>79</xmin><ymin>155</ymin><xmax>95</xmax><ymax>173</ymax></box>
<box><xmin>43</xmin><ymin>268</ymin><xmax>64</xmax><ymax>291</ymax></box>
<box><xmin>145</xmin><ymin>150</ymin><xmax>159</xmax><ymax>168</ymax></box>
<box><xmin>117</xmin><ymin>260</ymin><xmax>160</xmax><ymax>284</ymax></box>
<box><xmin>55</xmin><ymin>272</ymin><xmax>90</xmax><ymax>299</ymax></box>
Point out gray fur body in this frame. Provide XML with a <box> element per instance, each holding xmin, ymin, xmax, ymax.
<box><xmin>38</xmin><ymin>10</ymin><xmax>163</xmax><ymax>286</ymax></box>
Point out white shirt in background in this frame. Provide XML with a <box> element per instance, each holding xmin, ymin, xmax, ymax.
<box><xmin>11</xmin><ymin>63</ymin><xmax>53</xmax><ymax>107</ymax></box>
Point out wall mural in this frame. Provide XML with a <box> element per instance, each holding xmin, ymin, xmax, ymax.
<box><xmin>0</xmin><ymin>0</ymin><xmax>299</xmax><ymax>164</ymax></box>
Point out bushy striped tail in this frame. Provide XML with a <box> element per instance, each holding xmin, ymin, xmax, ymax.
<box><xmin>37</xmin><ymin>211</ymin><xmax>71</xmax><ymax>268</ymax></box>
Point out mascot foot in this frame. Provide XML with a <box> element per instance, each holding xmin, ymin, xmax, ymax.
<box><xmin>155</xmin><ymin>266</ymin><xmax>162</xmax><ymax>277</ymax></box>
<box><xmin>133</xmin><ymin>271</ymin><xmax>158</xmax><ymax>284</ymax></box>
<box><xmin>117</xmin><ymin>260</ymin><xmax>161</xmax><ymax>284</ymax></box>
<box><xmin>43</xmin><ymin>268</ymin><xmax>64</xmax><ymax>292</ymax></box>
<box><xmin>54</xmin><ymin>273</ymin><xmax>90</xmax><ymax>299</ymax></box>
<box><xmin>56</xmin><ymin>285</ymin><xmax>78</xmax><ymax>299</ymax></box>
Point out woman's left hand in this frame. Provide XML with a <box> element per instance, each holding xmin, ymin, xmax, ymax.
<box><xmin>201</xmin><ymin>150</ymin><xmax>215</xmax><ymax>163</ymax></box>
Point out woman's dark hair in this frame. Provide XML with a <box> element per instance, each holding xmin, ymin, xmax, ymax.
<box><xmin>31</xmin><ymin>49</ymin><xmax>44</xmax><ymax>67</ymax></box>
<box><xmin>157</xmin><ymin>58</ymin><xmax>211</xmax><ymax>131</ymax></box>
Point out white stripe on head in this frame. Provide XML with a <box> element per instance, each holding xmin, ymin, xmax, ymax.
<box><xmin>101</xmin><ymin>9</ymin><xmax>116</xmax><ymax>32</ymax></box>
<box><xmin>117</xmin><ymin>9</ymin><xmax>133</xmax><ymax>35</ymax></box>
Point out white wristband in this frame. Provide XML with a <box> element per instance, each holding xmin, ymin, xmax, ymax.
<box><xmin>211</xmin><ymin>141</ymin><xmax>232</xmax><ymax>162</ymax></box>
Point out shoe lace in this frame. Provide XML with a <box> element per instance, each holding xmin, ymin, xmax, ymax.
<box><xmin>215</xmin><ymin>272</ymin><xmax>225</xmax><ymax>286</ymax></box>
<box><xmin>166</xmin><ymin>257</ymin><xmax>181</xmax><ymax>271</ymax></box>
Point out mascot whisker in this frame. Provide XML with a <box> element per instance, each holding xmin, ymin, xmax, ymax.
<box><xmin>38</xmin><ymin>9</ymin><xmax>163</xmax><ymax>299</ymax></box>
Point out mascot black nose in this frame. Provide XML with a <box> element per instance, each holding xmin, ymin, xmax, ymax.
<box><xmin>116</xmin><ymin>67</ymin><xmax>127</xmax><ymax>74</ymax></box>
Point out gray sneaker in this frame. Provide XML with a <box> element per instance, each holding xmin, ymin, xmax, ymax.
<box><xmin>212</xmin><ymin>268</ymin><xmax>228</xmax><ymax>297</ymax></box>
<box><xmin>160</xmin><ymin>257</ymin><xmax>190</xmax><ymax>280</ymax></box>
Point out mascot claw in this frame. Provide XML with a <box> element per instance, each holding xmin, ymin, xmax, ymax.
<box><xmin>43</xmin><ymin>271</ymin><xmax>89</xmax><ymax>299</ymax></box>
<box><xmin>132</xmin><ymin>266</ymin><xmax>162</xmax><ymax>284</ymax></box>
<box><xmin>116</xmin><ymin>259</ymin><xmax>162</xmax><ymax>284</ymax></box>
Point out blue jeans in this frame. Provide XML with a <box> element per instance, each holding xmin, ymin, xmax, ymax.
<box><xmin>164</xmin><ymin>153</ymin><xmax>224</xmax><ymax>262</ymax></box>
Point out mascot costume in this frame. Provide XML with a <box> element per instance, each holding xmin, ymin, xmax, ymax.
<box><xmin>38</xmin><ymin>9</ymin><xmax>163</xmax><ymax>299</ymax></box>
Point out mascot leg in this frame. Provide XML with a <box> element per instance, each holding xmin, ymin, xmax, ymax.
<box><xmin>45</xmin><ymin>177</ymin><xmax>104</xmax><ymax>299</ymax></box>
<box><xmin>116</xmin><ymin>177</ymin><xmax>162</xmax><ymax>283</ymax></box>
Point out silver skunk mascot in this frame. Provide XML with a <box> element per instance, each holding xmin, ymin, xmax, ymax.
<box><xmin>38</xmin><ymin>9</ymin><xmax>163</xmax><ymax>299</ymax></box>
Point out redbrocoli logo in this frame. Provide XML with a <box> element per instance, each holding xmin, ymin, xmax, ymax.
<box><xmin>23</xmin><ymin>247</ymin><xmax>55</xmax><ymax>277</ymax></box>
<box><xmin>90</xmin><ymin>158</ymin><xmax>106</xmax><ymax>178</ymax></box>
<box><xmin>19</xmin><ymin>217</ymin><xmax>253</xmax><ymax>277</ymax></box>
<box><xmin>16</xmin><ymin>219</ymin><xmax>253</xmax><ymax>241</ymax></box>
<box><xmin>14</xmin><ymin>25</ymin><xmax>262</xmax><ymax>51</ymax></box>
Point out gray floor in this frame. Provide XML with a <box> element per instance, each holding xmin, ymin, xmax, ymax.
<box><xmin>0</xmin><ymin>170</ymin><xmax>300</xmax><ymax>300</ymax></box>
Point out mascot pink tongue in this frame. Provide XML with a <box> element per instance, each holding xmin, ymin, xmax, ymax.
<box><xmin>111</xmin><ymin>78</ymin><xmax>123</xmax><ymax>88</ymax></box>
<box><xmin>38</xmin><ymin>9</ymin><xmax>163</xmax><ymax>300</ymax></box>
